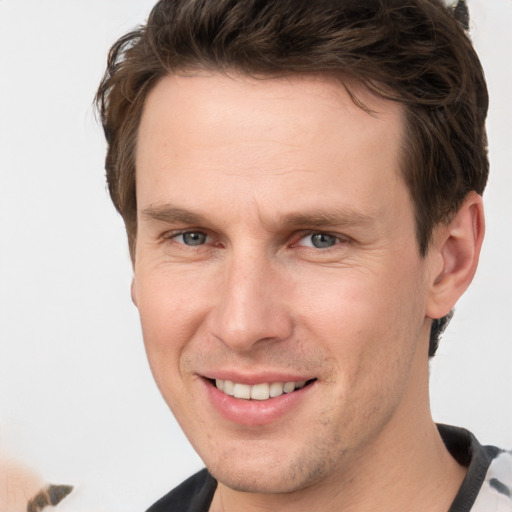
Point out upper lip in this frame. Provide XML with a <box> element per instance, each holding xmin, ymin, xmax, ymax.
<box><xmin>201</xmin><ymin>371</ymin><xmax>316</xmax><ymax>385</ymax></box>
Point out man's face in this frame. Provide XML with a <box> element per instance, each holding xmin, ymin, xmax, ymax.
<box><xmin>133</xmin><ymin>73</ymin><xmax>435</xmax><ymax>493</ymax></box>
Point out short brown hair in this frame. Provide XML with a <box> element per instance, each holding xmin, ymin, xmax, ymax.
<box><xmin>96</xmin><ymin>0</ymin><xmax>488</xmax><ymax>356</ymax></box>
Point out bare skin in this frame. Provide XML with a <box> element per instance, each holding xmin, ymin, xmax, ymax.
<box><xmin>133</xmin><ymin>72</ymin><xmax>483</xmax><ymax>511</ymax></box>
<box><xmin>0</xmin><ymin>451</ymin><xmax>43</xmax><ymax>512</ymax></box>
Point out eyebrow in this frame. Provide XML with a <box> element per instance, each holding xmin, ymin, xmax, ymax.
<box><xmin>141</xmin><ymin>203</ymin><xmax>375</xmax><ymax>229</ymax></box>
<box><xmin>142</xmin><ymin>205</ymin><xmax>206</xmax><ymax>225</ymax></box>
<box><xmin>278</xmin><ymin>209</ymin><xmax>375</xmax><ymax>229</ymax></box>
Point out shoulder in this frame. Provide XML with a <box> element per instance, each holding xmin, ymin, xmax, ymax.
<box><xmin>438</xmin><ymin>424</ymin><xmax>512</xmax><ymax>511</ymax></box>
<box><xmin>145</xmin><ymin>469</ymin><xmax>217</xmax><ymax>512</ymax></box>
<box><xmin>472</xmin><ymin>449</ymin><xmax>512</xmax><ymax>511</ymax></box>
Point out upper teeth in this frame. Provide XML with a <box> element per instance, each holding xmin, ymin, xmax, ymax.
<box><xmin>215</xmin><ymin>379</ymin><xmax>306</xmax><ymax>400</ymax></box>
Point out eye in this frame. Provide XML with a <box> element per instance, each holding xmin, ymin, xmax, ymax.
<box><xmin>172</xmin><ymin>231</ymin><xmax>209</xmax><ymax>246</ymax></box>
<box><xmin>297</xmin><ymin>232</ymin><xmax>341</xmax><ymax>249</ymax></box>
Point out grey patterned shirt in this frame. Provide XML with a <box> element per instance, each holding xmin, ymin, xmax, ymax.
<box><xmin>440</xmin><ymin>424</ymin><xmax>511</xmax><ymax>511</ymax></box>
<box><xmin>472</xmin><ymin>450</ymin><xmax>512</xmax><ymax>511</ymax></box>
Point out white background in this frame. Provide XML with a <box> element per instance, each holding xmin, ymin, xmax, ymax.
<box><xmin>0</xmin><ymin>1</ymin><xmax>510</xmax><ymax>511</ymax></box>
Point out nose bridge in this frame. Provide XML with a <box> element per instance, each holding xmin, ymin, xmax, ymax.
<box><xmin>211</xmin><ymin>244</ymin><xmax>292</xmax><ymax>351</ymax></box>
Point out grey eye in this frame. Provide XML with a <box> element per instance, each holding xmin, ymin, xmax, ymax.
<box><xmin>309</xmin><ymin>233</ymin><xmax>338</xmax><ymax>248</ymax></box>
<box><xmin>179</xmin><ymin>232</ymin><xmax>208</xmax><ymax>246</ymax></box>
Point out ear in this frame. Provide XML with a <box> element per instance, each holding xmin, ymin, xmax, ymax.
<box><xmin>426</xmin><ymin>192</ymin><xmax>485</xmax><ymax>319</ymax></box>
<box><xmin>131</xmin><ymin>277</ymin><xmax>139</xmax><ymax>308</ymax></box>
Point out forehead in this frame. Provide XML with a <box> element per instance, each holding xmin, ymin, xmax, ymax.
<box><xmin>137</xmin><ymin>72</ymin><xmax>403</xmax><ymax>156</ymax></box>
<box><xmin>135</xmin><ymin>72</ymin><xmax>407</xmax><ymax>224</ymax></box>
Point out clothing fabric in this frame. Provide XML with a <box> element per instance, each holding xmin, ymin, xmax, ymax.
<box><xmin>146</xmin><ymin>425</ymin><xmax>512</xmax><ymax>512</ymax></box>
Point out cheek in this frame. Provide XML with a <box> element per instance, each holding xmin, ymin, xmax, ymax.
<box><xmin>136</xmin><ymin>263</ymin><xmax>211</xmax><ymax>328</ymax></box>
<box><xmin>298</xmin><ymin>267</ymin><xmax>426</xmax><ymax>441</ymax></box>
<box><xmin>296</xmin><ymin>259</ymin><xmax>427</xmax><ymax>381</ymax></box>
<box><xmin>134</xmin><ymin>269</ymin><xmax>211</xmax><ymax>381</ymax></box>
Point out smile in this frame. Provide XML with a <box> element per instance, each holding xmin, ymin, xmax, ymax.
<box><xmin>214</xmin><ymin>379</ymin><xmax>311</xmax><ymax>400</ymax></box>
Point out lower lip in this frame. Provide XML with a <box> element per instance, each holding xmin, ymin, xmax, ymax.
<box><xmin>203</xmin><ymin>379</ymin><xmax>315</xmax><ymax>426</ymax></box>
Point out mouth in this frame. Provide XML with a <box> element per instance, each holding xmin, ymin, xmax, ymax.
<box><xmin>211</xmin><ymin>378</ymin><xmax>317</xmax><ymax>401</ymax></box>
<box><xmin>203</xmin><ymin>375</ymin><xmax>318</xmax><ymax>425</ymax></box>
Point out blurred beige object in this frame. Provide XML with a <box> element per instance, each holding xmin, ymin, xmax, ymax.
<box><xmin>0</xmin><ymin>452</ymin><xmax>44</xmax><ymax>512</ymax></box>
<box><xmin>0</xmin><ymin>452</ymin><xmax>73</xmax><ymax>512</ymax></box>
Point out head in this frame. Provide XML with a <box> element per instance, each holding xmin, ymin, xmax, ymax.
<box><xmin>96</xmin><ymin>0</ymin><xmax>488</xmax><ymax>499</ymax></box>
<box><xmin>96</xmin><ymin>0</ymin><xmax>488</xmax><ymax>358</ymax></box>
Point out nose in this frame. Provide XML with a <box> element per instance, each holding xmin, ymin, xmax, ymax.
<box><xmin>209</xmin><ymin>249</ymin><xmax>294</xmax><ymax>352</ymax></box>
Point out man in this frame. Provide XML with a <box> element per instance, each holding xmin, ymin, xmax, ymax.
<box><xmin>96</xmin><ymin>0</ymin><xmax>511</xmax><ymax>510</ymax></box>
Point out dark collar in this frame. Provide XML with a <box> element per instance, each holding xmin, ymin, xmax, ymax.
<box><xmin>439</xmin><ymin>424</ymin><xmax>500</xmax><ymax>512</ymax></box>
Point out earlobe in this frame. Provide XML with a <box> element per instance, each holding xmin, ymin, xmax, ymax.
<box><xmin>426</xmin><ymin>192</ymin><xmax>485</xmax><ymax>319</ymax></box>
<box><xmin>131</xmin><ymin>278</ymin><xmax>138</xmax><ymax>307</ymax></box>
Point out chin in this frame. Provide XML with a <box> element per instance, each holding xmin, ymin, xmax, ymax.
<box><xmin>204</xmin><ymin>443</ymin><xmax>337</xmax><ymax>495</ymax></box>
